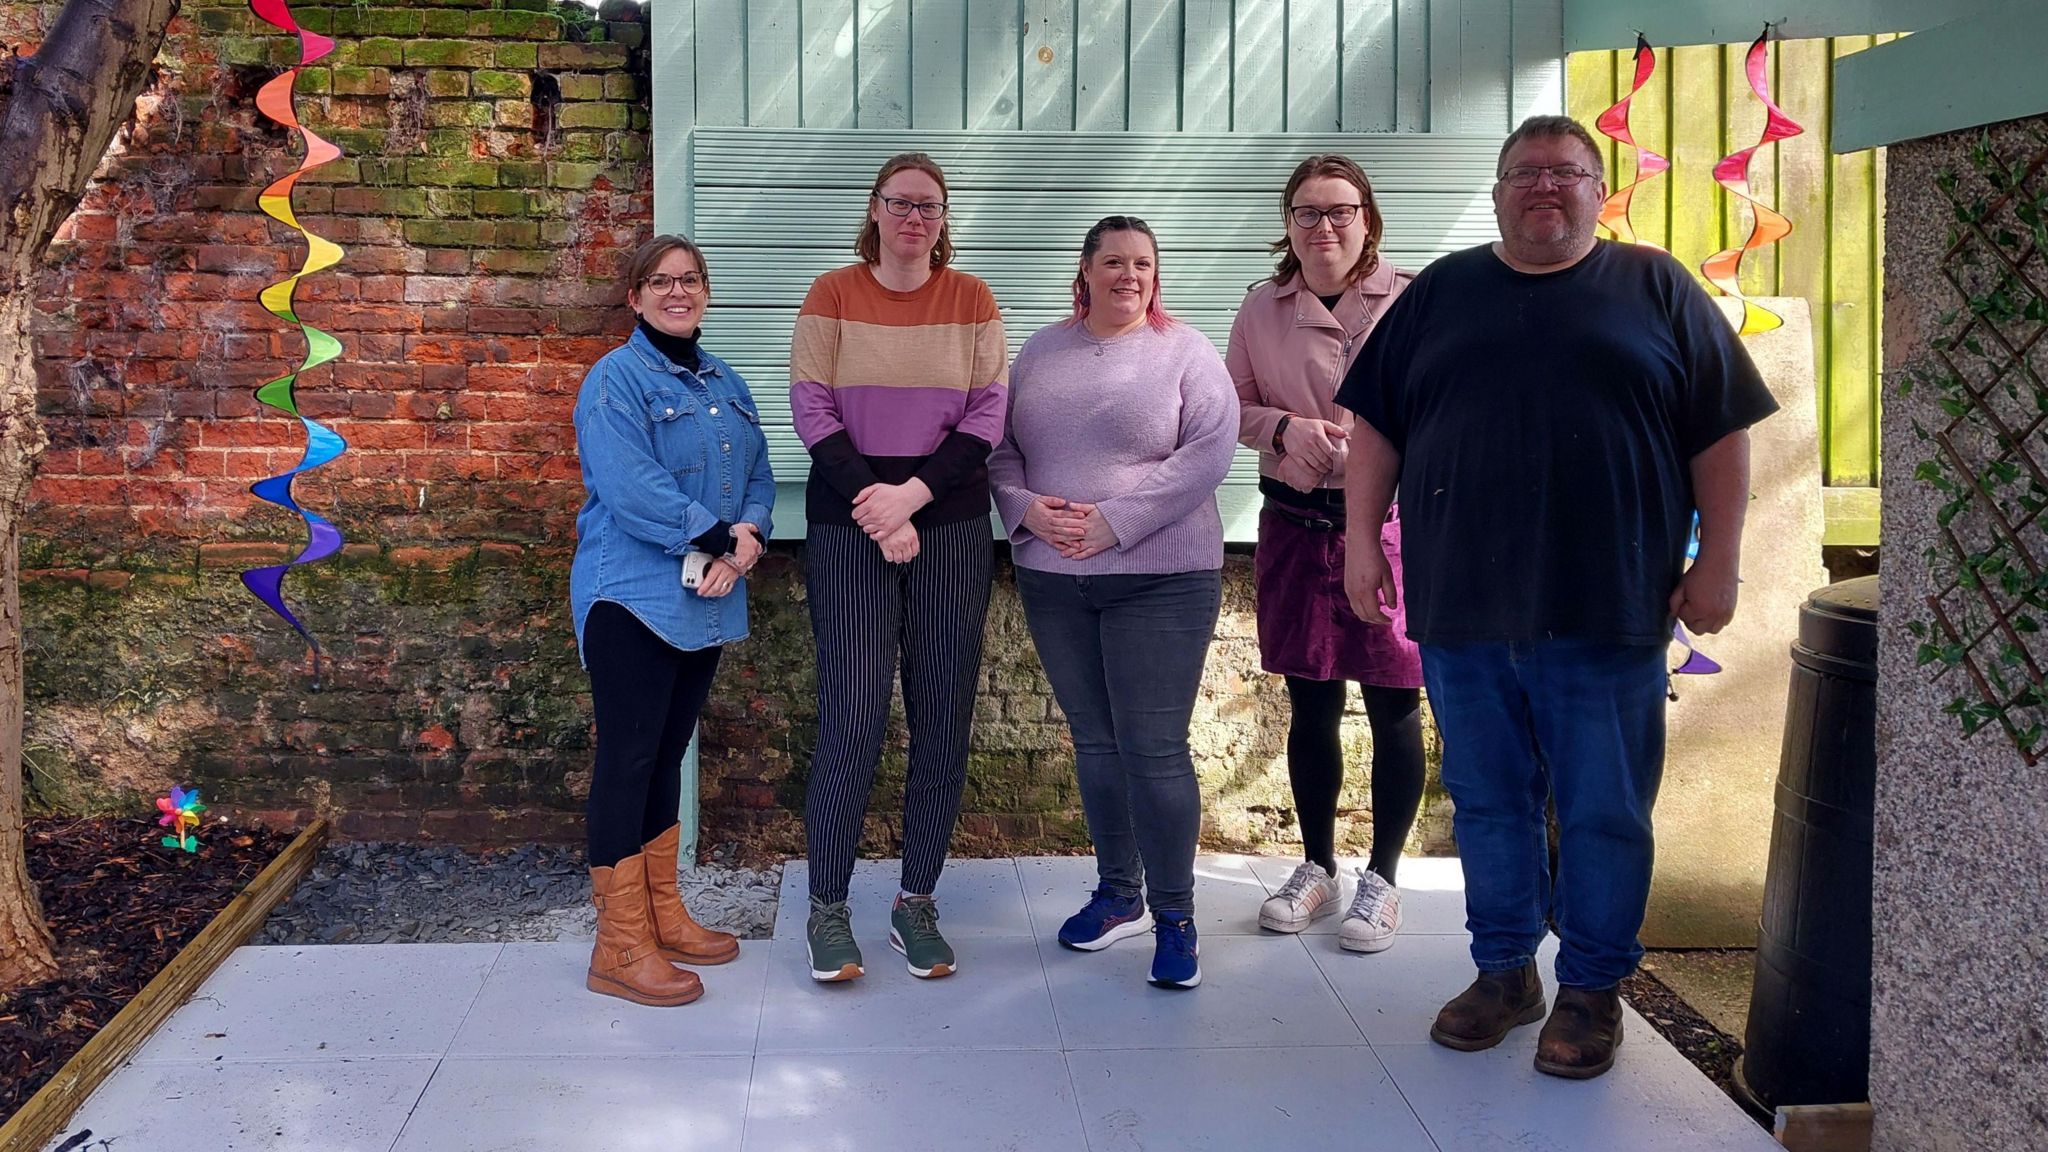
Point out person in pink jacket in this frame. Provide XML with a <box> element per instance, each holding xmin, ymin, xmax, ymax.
<box><xmin>1228</xmin><ymin>154</ymin><xmax>1425</xmax><ymax>954</ymax></box>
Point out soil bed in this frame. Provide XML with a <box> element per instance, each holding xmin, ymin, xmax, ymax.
<box><xmin>1621</xmin><ymin>967</ymin><xmax>1764</xmax><ymax>1128</ymax></box>
<box><xmin>1</xmin><ymin>816</ymin><xmax>290</xmax><ymax>1124</ymax></box>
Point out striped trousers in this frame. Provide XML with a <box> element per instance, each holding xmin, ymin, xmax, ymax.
<box><xmin>802</xmin><ymin>520</ymin><xmax>993</xmax><ymax>903</ymax></box>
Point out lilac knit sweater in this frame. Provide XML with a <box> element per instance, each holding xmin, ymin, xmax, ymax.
<box><xmin>989</xmin><ymin>319</ymin><xmax>1239</xmax><ymax>575</ymax></box>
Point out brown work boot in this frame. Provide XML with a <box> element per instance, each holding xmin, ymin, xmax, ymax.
<box><xmin>1535</xmin><ymin>985</ymin><xmax>1624</xmax><ymax>1079</ymax></box>
<box><xmin>587</xmin><ymin>854</ymin><xmax>704</xmax><ymax>1007</ymax></box>
<box><xmin>643</xmin><ymin>825</ymin><xmax>740</xmax><ymax>966</ymax></box>
<box><xmin>1429</xmin><ymin>960</ymin><xmax>1547</xmax><ymax>1051</ymax></box>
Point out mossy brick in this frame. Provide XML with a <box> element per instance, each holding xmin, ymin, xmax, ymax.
<box><xmin>471</xmin><ymin>70</ymin><xmax>531</xmax><ymax>99</ymax></box>
<box><xmin>505</xmin><ymin>0</ymin><xmax>555</xmax><ymax>10</ymax></box>
<box><xmin>365</xmin><ymin>7</ymin><xmax>426</xmax><ymax>35</ymax></box>
<box><xmin>424</xmin><ymin>70</ymin><xmax>471</xmax><ymax>98</ymax></box>
<box><xmin>222</xmin><ymin>37</ymin><xmax>295</xmax><ymax>66</ymax></box>
<box><xmin>193</xmin><ymin>8</ymin><xmax>250</xmax><ymax>33</ymax></box>
<box><xmin>603</xmin><ymin>74</ymin><xmax>639</xmax><ymax>101</ymax></box>
<box><xmin>324</xmin><ymin>128</ymin><xmax>389</xmax><ymax>154</ymax></box>
<box><xmin>474</xmin><ymin>11</ymin><xmax>564</xmax><ymax>39</ymax></box>
<box><xmin>547</xmin><ymin>162</ymin><xmax>607</xmax><ymax>190</ymax></box>
<box><xmin>426</xmin><ymin>101</ymin><xmax>497</xmax><ymax>129</ymax></box>
<box><xmin>497</xmin><ymin>161</ymin><xmax>546</xmax><ymax>187</ymax></box>
<box><xmin>403</xmin><ymin>40</ymin><xmax>495</xmax><ymax>69</ymax></box>
<box><xmin>613</xmin><ymin>134</ymin><xmax>649</xmax><ymax>162</ymax></box>
<box><xmin>329</xmin><ymin>66</ymin><xmax>391</xmax><ymax>97</ymax></box>
<box><xmin>421</xmin><ymin>9</ymin><xmax>473</xmax><ymax>37</ymax></box>
<box><xmin>409</xmin><ymin>158</ymin><xmax>502</xmax><ymax>187</ymax></box>
<box><xmin>492</xmin><ymin>102</ymin><xmax>536</xmax><ymax>130</ymax></box>
<box><xmin>357</xmin><ymin>158</ymin><xmax>405</xmax><ymax>185</ymax></box>
<box><xmin>334</xmin><ymin>186</ymin><xmax>430</xmax><ymax>216</ymax></box>
<box><xmin>555</xmin><ymin>74</ymin><xmax>603</xmax><ymax>102</ymax></box>
<box><xmin>290</xmin><ymin>6</ymin><xmax>332</xmax><ymax>33</ymax></box>
<box><xmin>404</xmin><ymin>219</ymin><xmax>498</xmax><ymax>247</ymax></box>
<box><xmin>606</xmin><ymin>21</ymin><xmax>647</xmax><ymax>49</ymax></box>
<box><xmin>495</xmin><ymin>44</ymin><xmax>540</xmax><ymax>69</ymax></box>
<box><xmin>300</xmin><ymin>158</ymin><xmax>362</xmax><ymax>184</ymax></box>
<box><xmin>556</xmin><ymin>133</ymin><xmax>606</xmax><ymax>161</ymax></box>
<box><xmin>296</xmin><ymin>69</ymin><xmax>332</xmax><ymax>95</ymax></box>
<box><xmin>341</xmin><ymin>38</ymin><xmax>405</xmax><ymax>68</ymax></box>
<box><xmin>475</xmin><ymin>249</ymin><xmax>555</xmax><ymax>275</ymax></box>
<box><xmin>538</xmin><ymin>43</ymin><xmax>629</xmax><ymax>69</ymax></box>
<box><xmin>629</xmin><ymin>107</ymin><xmax>651</xmax><ymax>131</ymax></box>
<box><xmin>473</xmin><ymin>189</ymin><xmax>533</xmax><ymax>217</ymax></box>
<box><xmin>494</xmin><ymin>220</ymin><xmax>543</xmax><ymax>247</ymax></box>
<box><xmin>423</xmin><ymin>128</ymin><xmax>477</xmax><ymax>155</ymax></box>
<box><xmin>423</xmin><ymin>188</ymin><xmax>475</xmax><ymax>217</ymax></box>
<box><xmin>557</xmin><ymin>102</ymin><xmax>629</xmax><ymax>130</ymax></box>
<box><xmin>539</xmin><ymin>219</ymin><xmax>577</xmax><ymax>246</ymax></box>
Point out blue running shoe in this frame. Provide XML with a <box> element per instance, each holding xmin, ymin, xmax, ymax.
<box><xmin>1150</xmin><ymin>913</ymin><xmax>1200</xmax><ymax>989</ymax></box>
<box><xmin>1058</xmin><ymin>886</ymin><xmax>1152</xmax><ymax>952</ymax></box>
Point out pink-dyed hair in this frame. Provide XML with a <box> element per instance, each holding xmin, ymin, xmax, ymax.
<box><xmin>1067</xmin><ymin>215</ymin><xmax>1177</xmax><ymax>333</ymax></box>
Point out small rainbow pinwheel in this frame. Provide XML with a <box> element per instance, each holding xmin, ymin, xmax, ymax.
<box><xmin>156</xmin><ymin>786</ymin><xmax>206</xmax><ymax>853</ymax></box>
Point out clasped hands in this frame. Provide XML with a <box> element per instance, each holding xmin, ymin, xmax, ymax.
<box><xmin>1021</xmin><ymin>496</ymin><xmax>1119</xmax><ymax>561</ymax></box>
<box><xmin>693</xmin><ymin>523</ymin><xmax>763</xmax><ymax>598</ymax></box>
<box><xmin>852</xmin><ymin>480</ymin><xmax>931</xmax><ymax>563</ymax></box>
<box><xmin>1274</xmin><ymin>417</ymin><xmax>1348</xmax><ymax>493</ymax></box>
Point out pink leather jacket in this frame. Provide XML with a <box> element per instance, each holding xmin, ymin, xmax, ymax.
<box><xmin>1226</xmin><ymin>260</ymin><xmax>1415</xmax><ymax>492</ymax></box>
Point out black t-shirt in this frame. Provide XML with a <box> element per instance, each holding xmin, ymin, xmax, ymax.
<box><xmin>1335</xmin><ymin>240</ymin><xmax>1779</xmax><ymax>646</ymax></box>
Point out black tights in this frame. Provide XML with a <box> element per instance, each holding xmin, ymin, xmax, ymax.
<box><xmin>1283</xmin><ymin>677</ymin><xmax>1425</xmax><ymax>885</ymax></box>
<box><xmin>584</xmin><ymin>601</ymin><xmax>722</xmax><ymax>869</ymax></box>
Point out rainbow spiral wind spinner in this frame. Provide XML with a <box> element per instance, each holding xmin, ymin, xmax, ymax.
<box><xmin>240</xmin><ymin>0</ymin><xmax>349</xmax><ymax>677</ymax></box>
<box><xmin>157</xmin><ymin>786</ymin><xmax>207</xmax><ymax>853</ymax></box>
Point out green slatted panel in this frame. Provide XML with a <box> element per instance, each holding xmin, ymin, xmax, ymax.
<box><xmin>687</xmin><ymin>127</ymin><xmax>1506</xmax><ymax>539</ymax></box>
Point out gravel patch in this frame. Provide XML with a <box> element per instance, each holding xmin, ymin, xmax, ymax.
<box><xmin>259</xmin><ymin>842</ymin><xmax>784</xmax><ymax>945</ymax></box>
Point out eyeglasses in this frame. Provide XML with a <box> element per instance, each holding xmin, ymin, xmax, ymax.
<box><xmin>1499</xmin><ymin>164</ymin><xmax>1595</xmax><ymax>189</ymax></box>
<box><xmin>641</xmin><ymin>272</ymin><xmax>707</xmax><ymax>295</ymax></box>
<box><xmin>877</xmin><ymin>196</ymin><xmax>948</xmax><ymax>221</ymax></box>
<box><xmin>1290</xmin><ymin>204</ymin><xmax>1363</xmax><ymax>229</ymax></box>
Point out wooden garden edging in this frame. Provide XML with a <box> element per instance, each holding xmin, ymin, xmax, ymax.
<box><xmin>0</xmin><ymin>818</ymin><xmax>329</xmax><ymax>1152</ymax></box>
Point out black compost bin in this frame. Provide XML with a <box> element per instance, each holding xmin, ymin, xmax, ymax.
<box><xmin>1734</xmin><ymin>575</ymin><xmax>1877</xmax><ymax>1113</ymax></box>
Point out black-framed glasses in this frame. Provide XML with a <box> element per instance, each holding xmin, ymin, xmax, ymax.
<box><xmin>877</xmin><ymin>196</ymin><xmax>948</xmax><ymax>221</ymax></box>
<box><xmin>1499</xmin><ymin>164</ymin><xmax>1594</xmax><ymax>189</ymax></box>
<box><xmin>641</xmin><ymin>272</ymin><xmax>707</xmax><ymax>295</ymax></box>
<box><xmin>1290</xmin><ymin>204</ymin><xmax>1363</xmax><ymax>229</ymax></box>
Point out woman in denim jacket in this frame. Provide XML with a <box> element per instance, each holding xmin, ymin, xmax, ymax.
<box><xmin>569</xmin><ymin>234</ymin><xmax>774</xmax><ymax>1007</ymax></box>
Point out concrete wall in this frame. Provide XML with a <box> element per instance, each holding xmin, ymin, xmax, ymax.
<box><xmin>1876</xmin><ymin>116</ymin><xmax>2048</xmax><ymax>1151</ymax></box>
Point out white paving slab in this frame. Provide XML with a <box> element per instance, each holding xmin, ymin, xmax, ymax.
<box><xmin>1065</xmin><ymin>1046</ymin><xmax>1438</xmax><ymax>1152</ymax></box>
<box><xmin>449</xmin><ymin>941</ymin><xmax>769</xmax><ymax>1057</ymax></box>
<box><xmin>1045</xmin><ymin>932</ymin><xmax>1366</xmax><ymax>1050</ymax></box>
<box><xmin>744</xmin><ymin>1050</ymin><xmax>1086</xmax><ymax>1151</ymax></box>
<box><xmin>44</xmin><ymin>1058</ymin><xmax>436</xmax><ymax>1152</ymax></box>
<box><xmin>755</xmin><ymin>937</ymin><xmax>1061</xmax><ymax>1053</ymax></box>
<box><xmin>1247</xmin><ymin>853</ymin><xmax>1473</xmax><ymax>935</ymax></box>
<box><xmin>61</xmin><ymin>857</ymin><xmax>1774</xmax><ymax>1152</ymax></box>
<box><xmin>774</xmin><ymin>857</ymin><xmax>1033</xmax><ymax>938</ymax></box>
<box><xmin>131</xmin><ymin>943</ymin><xmax>500</xmax><ymax>1063</ymax></box>
<box><xmin>1018</xmin><ymin>852</ymin><xmax>1274</xmax><ymax>937</ymax></box>
<box><xmin>390</xmin><ymin>1055</ymin><xmax>751</xmax><ymax>1152</ymax></box>
<box><xmin>1375</xmin><ymin>1037</ymin><xmax>1783</xmax><ymax>1151</ymax></box>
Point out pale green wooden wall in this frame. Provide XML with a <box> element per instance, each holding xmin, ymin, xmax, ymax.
<box><xmin>1567</xmin><ymin>37</ymin><xmax>1889</xmax><ymax>545</ymax></box>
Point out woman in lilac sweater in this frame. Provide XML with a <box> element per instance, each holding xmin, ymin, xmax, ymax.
<box><xmin>988</xmin><ymin>216</ymin><xmax>1238</xmax><ymax>989</ymax></box>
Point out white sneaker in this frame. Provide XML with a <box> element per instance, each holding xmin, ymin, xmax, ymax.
<box><xmin>1338</xmin><ymin>868</ymin><xmax>1402</xmax><ymax>953</ymax></box>
<box><xmin>1258</xmin><ymin>861</ymin><xmax>1341</xmax><ymax>932</ymax></box>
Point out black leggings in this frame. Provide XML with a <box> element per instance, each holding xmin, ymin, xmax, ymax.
<box><xmin>1283</xmin><ymin>677</ymin><xmax>1426</xmax><ymax>885</ymax></box>
<box><xmin>584</xmin><ymin>601</ymin><xmax>722</xmax><ymax>869</ymax></box>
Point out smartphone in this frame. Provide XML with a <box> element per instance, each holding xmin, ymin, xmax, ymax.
<box><xmin>681</xmin><ymin>551</ymin><xmax>713</xmax><ymax>590</ymax></box>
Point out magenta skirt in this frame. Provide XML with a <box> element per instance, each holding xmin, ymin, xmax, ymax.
<box><xmin>1253</xmin><ymin>504</ymin><xmax>1424</xmax><ymax>688</ymax></box>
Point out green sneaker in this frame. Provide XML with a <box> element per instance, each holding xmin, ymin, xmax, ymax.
<box><xmin>806</xmin><ymin>897</ymin><xmax>863</xmax><ymax>982</ymax></box>
<box><xmin>890</xmin><ymin>894</ymin><xmax>956</xmax><ymax>978</ymax></box>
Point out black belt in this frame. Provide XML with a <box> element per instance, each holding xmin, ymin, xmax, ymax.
<box><xmin>1265</xmin><ymin>499</ymin><xmax>1344</xmax><ymax>531</ymax></box>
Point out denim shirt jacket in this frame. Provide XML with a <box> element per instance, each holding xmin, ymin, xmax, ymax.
<box><xmin>569</xmin><ymin>326</ymin><xmax>775</xmax><ymax>661</ymax></box>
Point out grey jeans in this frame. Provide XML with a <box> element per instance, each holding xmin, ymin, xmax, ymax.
<box><xmin>1015</xmin><ymin>566</ymin><xmax>1222</xmax><ymax>915</ymax></box>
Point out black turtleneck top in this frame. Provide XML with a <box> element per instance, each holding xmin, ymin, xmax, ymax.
<box><xmin>636</xmin><ymin>319</ymin><xmax>736</xmax><ymax>558</ymax></box>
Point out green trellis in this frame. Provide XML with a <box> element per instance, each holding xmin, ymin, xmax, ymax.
<box><xmin>1904</xmin><ymin>127</ymin><xmax>2048</xmax><ymax>761</ymax></box>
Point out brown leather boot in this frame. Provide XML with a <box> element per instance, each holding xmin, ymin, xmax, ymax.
<box><xmin>1535</xmin><ymin>985</ymin><xmax>1624</xmax><ymax>1079</ymax></box>
<box><xmin>1429</xmin><ymin>960</ymin><xmax>1547</xmax><ymax>1051</ymax></box>
<box><xmin>587</xmin><ymin>854</ymin><xmax>704</xmax><ymax>1006</ymax></box>
<box><xmin>643</xmin><ymin>825</ymin><xmax>740</xmax><ymax>966</ymax></box>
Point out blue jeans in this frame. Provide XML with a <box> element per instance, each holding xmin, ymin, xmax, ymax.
<box><xmin>1419</xmin><ymin>640</ymin><xmax>1667</xmax><ymax>989</ymax></box>
<box><xmin>1015</xmin><ymin>567</ymin><xmax>1221</xmax><ymax>915</ymax></box>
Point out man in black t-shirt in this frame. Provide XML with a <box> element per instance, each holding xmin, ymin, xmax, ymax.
<box><xmin>1334</xmin><ymin>115</ymin><xmax>1778</xmax><ymax>1080</ymax></box>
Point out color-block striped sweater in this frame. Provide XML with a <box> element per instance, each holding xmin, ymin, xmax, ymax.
<box><xmin>789</xmin><ymin>263</ymin><xmax>1009</xmax><ymax>528</ymax></box>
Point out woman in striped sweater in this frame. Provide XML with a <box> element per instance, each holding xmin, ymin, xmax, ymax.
<box><xmin>788</xmin><ymin>153</ymin><xmax>1009</xmax><ymax>984</ymax></box>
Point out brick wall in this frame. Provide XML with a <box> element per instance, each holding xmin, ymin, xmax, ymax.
<box><xmin>7</xmin><ymin>0</ymin><xmax>1450</xmax><ymax>857</ymax></box>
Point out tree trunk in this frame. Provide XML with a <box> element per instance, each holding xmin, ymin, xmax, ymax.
<box><xmin>0</xmin><ymin>0</ymin><xmax>181</xmax><ymax>991</ymax></box>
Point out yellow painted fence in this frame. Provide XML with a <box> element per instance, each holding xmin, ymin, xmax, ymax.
<box><xmin>1567</xmin><ymin>37</ymin><xmax>1890</xmax><ymax>545</ymax></box>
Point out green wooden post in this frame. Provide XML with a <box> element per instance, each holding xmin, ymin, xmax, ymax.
<box><xmin>678</xmin><ymin>730</ymin><xmax>699</xmax><ymax>865</ymax></box>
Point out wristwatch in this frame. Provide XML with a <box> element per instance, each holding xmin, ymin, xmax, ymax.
<box><xmin>1273</xmin><ymin>414</ymin><xmax>1295</xmax><ymax>456</ymax></box>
